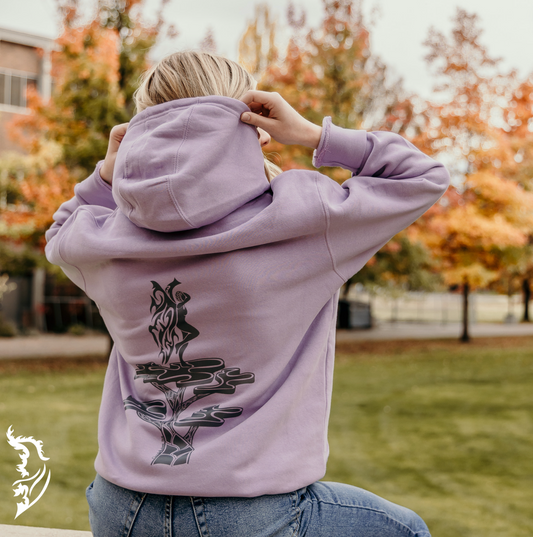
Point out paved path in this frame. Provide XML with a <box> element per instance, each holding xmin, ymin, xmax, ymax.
<box><xmin>0</xmin><ymin>333</ymin><xmax>109</xmax><ymax>360</ymax></box>
<box><xmin>2</xmin><ymin>322</ymin><xmax>533</xmax><ymax>360</ymax></box>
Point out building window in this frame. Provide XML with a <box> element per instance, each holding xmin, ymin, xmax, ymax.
<box><xmin>0</xmin><ymin>69</ymin><xmax>38</xmax><ymax>109</ymax></box>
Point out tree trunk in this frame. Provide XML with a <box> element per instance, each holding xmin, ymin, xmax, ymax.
<box><xmin>31</xmin><ymin>267</ymin><xmax>46</xmax><ymax>332</ymax></box>
<box><xmin>460</xmin><ymin>281</ymin><xmax>470</xmax><ymax>343</ymax></box>
<box><xmin>522</xmin><ymin>278</ymin><xmax>531</xmax><ymax>322</ymax></box>
<box><xmin>337</xmin><ymin>300</ymin><xmax>351</xmax><ymax>329</ymax></box>
<box><xmin>152</xmin><ymin>424</ymin><xmax>194</xmax><ymax>466</ymax></box>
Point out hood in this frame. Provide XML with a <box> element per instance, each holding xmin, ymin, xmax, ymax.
<box><xmin>112</xmin><ymin>96</ymin><xmax>270</xmax><ymax>232</ymax></box>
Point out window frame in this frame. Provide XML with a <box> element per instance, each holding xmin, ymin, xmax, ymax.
<box><xmin>0</xmin><ymin>67</ymin><xmax>39</xmax><ymax>113</ymax></box>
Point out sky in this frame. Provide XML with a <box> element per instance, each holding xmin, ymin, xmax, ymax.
<box><xmin>2</xmin><ymin>0</ymin><xmax>533</xmax><ymax>99</ymax></box>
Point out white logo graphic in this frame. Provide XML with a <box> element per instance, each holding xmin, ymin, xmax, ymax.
<box><xmin>6</xmin><ymin>425</ymin><xmax>51</xmax><ymax>518</ymax></box>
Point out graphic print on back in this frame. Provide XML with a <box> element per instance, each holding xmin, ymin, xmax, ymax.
<box><xmin>124</xmin><ymin>279</ymin><xmax>255</xmax><ymax>465</ymax></box>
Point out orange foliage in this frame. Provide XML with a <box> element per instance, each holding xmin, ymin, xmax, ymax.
<box><xmin>3</xmin><ymin>166</ymin><xmax>76</xmax><ymax>249</ymax></box>
<box><xmin>413</xmin><ymin>8</ymin><xmax>533</xmax><ymax>290</ymax></box>
<box><xmin>55</xmin><ymin>22</ymin><xmax>121</xmax><ymax>86</ymax></box>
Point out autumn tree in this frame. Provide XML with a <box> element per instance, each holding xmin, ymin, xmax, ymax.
<box><xmin>238</xmin><ymin>3</ymin><xmax>277</xmax><ymax>79</ymax></box>
<box><xmin>497</xmin><ymin>75</ymin><xmax>533</xmax><ymax>321</ymax></box>
<box><xmin>99</xmin><ymin>0</ymin><xmax>177</xmax><ymax>116</ymax></box>
<box><xmin>417</xmin><ymin>8</ymin><xmax>533</xmax><ymax>341</ymax></box>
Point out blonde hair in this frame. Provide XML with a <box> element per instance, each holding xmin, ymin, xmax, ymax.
<box><xmin>134</xmin><ymin>51</ymin><xmax>282</xmax><ymax>181</ymax></box>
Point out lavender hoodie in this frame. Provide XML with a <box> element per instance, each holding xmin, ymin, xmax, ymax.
<box><xmin>45</xmin><ymin>95</ymin><xmax>449</xmax><ymax>497</ymax></box>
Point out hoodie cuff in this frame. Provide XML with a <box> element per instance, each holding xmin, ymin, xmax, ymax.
<box><xmin>74</xmin><ymin>161</ymin><xmax>117</xmax><ymax>210</ymax></box>
<box><xmin>312</xmin><ymin>117</ymin><xmax>368</xmax><ymax>174</ymax></box>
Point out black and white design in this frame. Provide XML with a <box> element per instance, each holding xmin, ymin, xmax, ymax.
<box><xmin>124</xmin><ymin>279</ymin><xmax>255</xmax><ymax>466</ymax></box>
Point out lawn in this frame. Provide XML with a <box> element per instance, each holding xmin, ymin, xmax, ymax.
<box><xmin>0</xmin><ymin>338</ymin><xmax>532</xmax><ymax>535</ymax></box>
<box><xmin>328</xmin><ymin>337</ymin><xmax>533</xmax><ymax>537</ymax></box>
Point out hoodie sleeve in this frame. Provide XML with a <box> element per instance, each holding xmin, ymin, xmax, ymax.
<box><xmin>45</xmin><ymin>161</ymin><xmax>117</xmax><ymax>281</ymax></box>
<box><xmin>312</xmin><ymin>117</ymin><xmax>450</xmax><ymax>283</ymax></box>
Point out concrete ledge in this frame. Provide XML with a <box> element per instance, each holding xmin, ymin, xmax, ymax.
<box><xmin>0</xmin><ymin>525</ymin><xmax>92</xmax><ymax>536</ymax></box>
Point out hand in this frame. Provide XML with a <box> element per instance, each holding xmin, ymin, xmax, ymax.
<box><xmin>240</xmin><ymin>91</ymin><xmax>322</xmax><ymax>149</ymax></box>
<box><xmin>100</xmin><ymin>123</ymin><xmax>129</xmax><ymax>184</ymax></box>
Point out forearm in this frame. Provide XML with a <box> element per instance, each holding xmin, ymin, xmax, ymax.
<box><xmin>313</xmin><ymin>118</ymin><xmax>449</xmax><ymax>194</ymax></box>
<box><xmin>45</xmin><ymin>161</ymin><xmax>116</xmax><ymax>245</ymax></box>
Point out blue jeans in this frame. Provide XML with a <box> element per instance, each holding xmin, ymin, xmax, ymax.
<box><xmin>86</xmin><ymin>474</ymin><xmax>431</xmax><ymax>536</ymax></box>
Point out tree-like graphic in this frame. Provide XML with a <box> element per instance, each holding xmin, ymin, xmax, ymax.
<box><xmin>148</xmin><ymin>279</ymin><xmax>199</xmax><ymax>364</ymax></box>
<box><xmin>124</xmin><ymin>279</ymin><xmax>255</xmax><ymax>465</ymax></box>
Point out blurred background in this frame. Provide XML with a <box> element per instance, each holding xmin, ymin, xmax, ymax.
<box><xmin>0</xmin><ymin>1</ymin><xmax>532</xmax><ymax>536</ymax></box>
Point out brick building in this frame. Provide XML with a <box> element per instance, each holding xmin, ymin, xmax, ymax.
<box><xmin>0</xmin><ymin>26</ymin><xmax>54</xmax><ymax>154</ymax></box>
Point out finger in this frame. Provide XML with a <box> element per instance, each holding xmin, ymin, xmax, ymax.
<box><xmin>107</xmin><ymin>124</ymin><xmax>129</xmax><ymax>153</ymax></box>
<box><xmin>241</xmin><ymin>92</ymin><xmax>282</xmax><ymax>119</ymax></box>
<box><xmin>240</xmin><ymin>90</ymin><xmax>276</xmax><ymax>106</ymax></box>
<box><xmin>249</xmin><ymin>103</ymin><xmax>270</xmax><ymax>117</ymax></box>
<box><xmin>240</xmin><ymin>111</ymin><xmax>276</xmax><ymax>132</ymax></box>
<box><xmin>111</xmin><ymin>123</ymin><xmax>129</xmax><ymax>140</ymax></box>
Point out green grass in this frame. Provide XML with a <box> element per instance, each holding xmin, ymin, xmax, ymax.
<box><xmin>326</xmin><ymin>340</ymin><xmax>533</xmax><ymax>537</ymax></box>
<box><xmin>0</xmin><ymin>342</ymin><xmax>532</xmax><ymax>535</ymax></box>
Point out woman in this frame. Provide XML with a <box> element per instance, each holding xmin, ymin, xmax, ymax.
<box><xmin>46</xmin><ymin>51</ymin><xmax>449</xmax><ymax>536</ymax></box>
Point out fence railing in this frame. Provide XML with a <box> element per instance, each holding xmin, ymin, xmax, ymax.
<box><xmin>0</xmin><ymin>270</ymin><xmax>107</xmax><ymax>333</ymax></box>
<box><xmin>347</xmin><ymin>291</ymin><xmax>524</xmax><ymax>324</ymax></box>
<box><xmin>43</xmin><ymin>295</ymin><xmax>100</xmax><ymax>331</ymax></box>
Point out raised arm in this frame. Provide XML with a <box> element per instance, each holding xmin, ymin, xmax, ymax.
<box><xmin>241</xmin><ymin>90</ymin><xmax>449</xmax><ymax>282</ymax></box>
<box><xmin>313</xmin><ymin>120</ymin><xmax>449</xmax><ymax>281</ymax></box>
<box><xmin>45</xmin><ymin>123</ymin><xmax>128</xmax><ymax>268</ymax></box>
